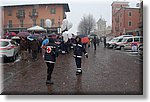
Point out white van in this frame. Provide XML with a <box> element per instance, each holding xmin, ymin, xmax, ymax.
<box><xmin>107</xmin><ymin>35</ymin><xmax>133</xmax><ymax>48</ymax></box>
<box><xmin>115</xmin><ymin>36</ymin><xmax>143</xmax><ymax>50</ymax></box>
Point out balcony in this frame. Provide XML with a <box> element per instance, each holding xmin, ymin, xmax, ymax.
<box><xmin>16</xmin><ymin>13</ymin><xmax>25</xmax><ymax>19</ymax></box>
<box><xmin>29</xmin><ymin>12</ymin><xmax>38</xmax><ymax>18</ymax></box>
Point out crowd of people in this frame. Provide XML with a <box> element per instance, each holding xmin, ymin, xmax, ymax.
<box><xmin>11</xmin><ymin>33</ymin><xmax>107</xmax><ymax>85</ymax></box>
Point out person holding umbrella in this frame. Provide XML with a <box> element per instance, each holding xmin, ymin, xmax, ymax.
<box><xmin>73</xmin><ymin>36</ymin><xmax>88</xmax><ymax>75</ymax></box>
<box><xmin>20</xmin><ymin>37</ymin><xmax>29</xmax><ymax>61</ymax></box>
<box><xmin>30</xmin><ymin>38</ymin><xmax>39</xmax><ymax>61</ymax></box>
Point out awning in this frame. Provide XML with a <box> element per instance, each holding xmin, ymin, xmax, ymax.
<box><xmin>27</xmin><ymin>25</ymin><xmax>47</xmax><ymax>32</ymax></box>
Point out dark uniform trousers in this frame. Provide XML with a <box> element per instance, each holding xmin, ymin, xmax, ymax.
<box><xmin>46</xmin><ymin>62</ymin><xmax>54</xmax><ymax>81</ymax></box>
<box><xmin>75</xmin><ymin>58</ymin><xmax>81</xmax><ymax>69</ymax></box>
<box><xmin>93</xmin><ymin>43</ymin><xmax>96</xmax><ymax>50</ymax></box>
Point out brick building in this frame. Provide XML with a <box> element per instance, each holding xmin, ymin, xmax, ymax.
<box><xmin>111</xmin><ymin>1</ymin><xmax>140</xmax><ymax>36</ymax></box>
<box><xmin>2</xmin><ymin>3</ymin><xmax>70</xmax><ymax>34</ymax></box>
<box><xmin>138</xmin><ymin>0</ymin><xmax>143</xmax><ymax>35</ymax></box>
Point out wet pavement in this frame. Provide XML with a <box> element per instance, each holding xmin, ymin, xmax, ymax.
<box><xmin>1</xmin><ymin>43</ymin><xmax>143</xmax><ymax>95</ymax></box>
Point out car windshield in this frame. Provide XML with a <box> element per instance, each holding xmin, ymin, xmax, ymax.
<box><xmin>111</xmin><ymin>38</ymin><xmax>117</xmax><ymax>42</ymax></box>
<box><xmin>0</xmin><ymin>41</ymin><xmax>9</xmax><ymax>47</ymax></box>
<box><xmin>122</xmin><ymin>38</ymin><xmax>128</xmax><ymax>42</ymax></box>
<box><xmin>108</xmin><ymin>38</ymin><xmax>113</xmax><ymax>41</ymax></box>
<box><xmin>118</xmin><ymin>38</ymin><xmax>123</xmax><ymax>42</ymax></box>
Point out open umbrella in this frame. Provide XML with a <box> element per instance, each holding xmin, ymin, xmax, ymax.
<box><xmin>90</xmin><ymin>34</ymin><xmax>97</xmax><ymax>36</ymax></box>
<box><xmin>27</xmin><ymin>34</ymin><xmax>41</xmax><ymax>41</ymax></box>
<box><xmin>5</xmin><ymin>32</ymin><xmax>17</xmax><ymax>36</ymax></box>
<box><xmin>81</xmin><ymin>37</ymin><xmax>90</xmax><ymax>44</ymax></box>
<box><xmin>17</xmin><ymin>32</ymin><xmax>31</xmax><ymax>37</ymax></box>
<box><xmin>78</xmin><ymin>34</ymin><xmax>89</xmax><ymax>43</ymax></box>
<box><xmin>78</xmin><ymin>34</ymin><xmax>87</xmax><ymax>38</ymax></box>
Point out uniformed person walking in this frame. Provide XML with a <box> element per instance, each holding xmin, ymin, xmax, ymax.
<box><xmin>42</xmin><ymin>38</ymin><xmax>58</xmax><ymax>85</ymax></box>
<box><xmin>73</xmin><ymin>36</ymin><xmax>88</xmax><ymax>75</ymax></box>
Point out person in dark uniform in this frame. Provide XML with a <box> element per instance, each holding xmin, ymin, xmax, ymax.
<box><xmin>93</xmin><ymin>36</ymin><xmax>97</xmax><ymax>50</ymax></box>
<box><xmin>42</xmin><ymin>38</ymin><xmax>59</xmax><ymax>85</ymax></box>
<box><xmin>103</xmin><ymin>36</ymin><xmax>107</xmax><ymax>48</ymax></box>
<box><xmin>30</xmin><ymin>39</ymin><xmax>39</xmax><ymax>60</ymax></box>
<box><xmin>73</xmin><ymin>36</ymin><xmax>88</xmax><ymax>75</ymax></box>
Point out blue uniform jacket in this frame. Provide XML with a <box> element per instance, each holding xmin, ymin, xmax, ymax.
<box><xmin>73</xmin><ymin>42</ymin><xmax>88</xmax><ymax>58</ymax></box>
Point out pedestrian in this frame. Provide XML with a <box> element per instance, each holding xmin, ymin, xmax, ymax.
<box><xmin>97</xmin><ymin>37</ymin><xmax>100</xmax><ymax>46</ymax></box>
<box><xmin>30</xmin><ymin>39</ymin><xmax>39</xmax><ymax>61</ymax></box>
<box><xmin>93</xmin><ymin>36</ymin><xmax>97</xmax><ymax>50</ymax></box>
<box><xmin>20</xmin><ymin>37</ymin><xmax>29</xmax><ymax>61</ymax></box>
<box><xmin>131</xmin><ymin>42</ymin><xmax>138</xmax><ymax>52</ymax></box>
<box><xmin>73</xmin><ymin>36</ymin><xmax>88</xmax><ymax>75</ymax></box>
<box><xmin>42</xmin><ymin>38</ymin><xmax>59</xmax><ymax>85</ymax></box>
<box><xmin>103</xmin><ymin>36</ymin><xmax>107</xmax><ymax>48</ymax></box>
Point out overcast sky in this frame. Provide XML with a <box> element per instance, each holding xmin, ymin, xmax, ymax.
<box><xmin>1</xmin><ymin>0</ymin><xmax>140</xmax><ymax>34</ymax></box>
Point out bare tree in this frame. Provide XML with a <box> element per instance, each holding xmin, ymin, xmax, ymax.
<box><xmin>78</xmin><ymin>14</ymin><xmax>96</xmax><ymax>35</ymax></box>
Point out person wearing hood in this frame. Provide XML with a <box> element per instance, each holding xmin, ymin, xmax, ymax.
<box><xmin>42</xmin><ymin>38</ymin><xmax>59</xmax><ymax>85</ymax></box>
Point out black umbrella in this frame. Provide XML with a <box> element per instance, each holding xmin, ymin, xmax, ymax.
<box><xmin>90</xmin><ymin>34</ymin><xmax>97</xmax><ymax>36</ymax></box>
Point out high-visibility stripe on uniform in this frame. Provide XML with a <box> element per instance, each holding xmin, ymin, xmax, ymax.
<box><xmin>77</xmin><ymin>68</ymin><xmax>82</xmax><ymax>70</ymax></box>
<box><xmin>78</xmin><ymin>44</ymin><xmax>82</xmax><ymax>47</ymax></box>
<box><xmin>77</xmin><ymin>68</ymin><xmax>82</xmax><ymax>72</ymax></box>
<box><xmin>44</xmin><ymin>61</ymin><xmax>55</xmax><ymax>63</ymax></box>
<box><xmin>47</xmin><ymin>46</ymin><xmax>56</xmax><ymax>48</ymax></box>
<box><xmin>73</xmin><ymin>55</ymin><xmax>82</xmax><ymax>58</ymax></box>
<box><xmin>85</xmin><ymin>53</ymin><xmax>88</xmax><ymax>55</ymax></box>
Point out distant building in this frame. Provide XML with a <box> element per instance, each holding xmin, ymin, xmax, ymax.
<box><xmin>96</xmin><ymin>17</ymin><xmax>112</xmax><ymax>37</ymax></box>
<box><xmin>111</xmin><ymin>1</ymin><xmax>140</xmax><ymax>36</ymax></box>
<box><xmin>97</xmin><ymin>17</ymin><xmax>106</xmax><ymax>36</ymax></box>
<box><xmin>3</xmin><ymin>3</ymin><xmax>70</xmax><ymax>34</ymax></box>
<box><xmin>105</xmin><ymin>26</ymin><xmax>112</xmax><ymax>35</ymax></box>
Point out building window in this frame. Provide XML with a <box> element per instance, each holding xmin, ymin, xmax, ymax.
<box><xmin>52</xmin><ymin>19</ymin><xmax>55</xmax><ymax>26</ymax></box>
<box><xmin>20</xmin><ymin>20</ymin><xmax>24</xmax><ymax>27</ymax></box>
<box><xmin>33</xmin><ymin>19</ymin><xmax>36</xmax><ymax>26</ymax></box>
<box><xmin>8</xmin><ymin>9</ymin><xmax>12</xmax><ymax>16</ymax></box>
<box><xmin>8</xmin><ymin>20</ymin><xmax>12</xmax><ymax>28</ymax></box>
<box><xmin>32</xmin><ymin>9</ymin><xmax>36</xmax><ymax>13</ymax></box>
<box><xmin>18</xmin><ymin>10</ymin><xmax>25</xmax><ymax>16</ymax></box>
<box><xmin>40</xmin><ymin>19</ymin><xmax>44</xmax><ymax>27</ymax></box>
<box><xmin>120</xmin><ymin>22</ymin><xmax>122</xmax><ymax>26</ymax></box>
<box><xmin>50</xmin><ymin>8</ymin><xmax>56</xmax><ymax>14</ymax></box>
<box><xmin>128</xmin><ymin>11</ymin><xmax>132</xmax><ymax>17</ymax></box>
<box><xmin>128</xmin><ymin>21</ymin><xmax>132</xmax><ymax>27</ymax></box>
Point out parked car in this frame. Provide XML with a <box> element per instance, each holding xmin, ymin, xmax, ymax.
<box><xmin>114</xmin><ymin>36</ymin><xmax>143</xmax><ymax>50</ymax></box>
<box><xmin>0</xmin><ymin>39</ymin><xmax>20</xmax><ymax>61</ymax></box>
<box><xmin>106</xmin><ymin>35</ymin><xmax>132</xmax><ymax>48</ymax></box>
<box><xmin>106</xmin><ymin>37</ymin><xmax>117</xmax><ymax>48</ymax></box>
